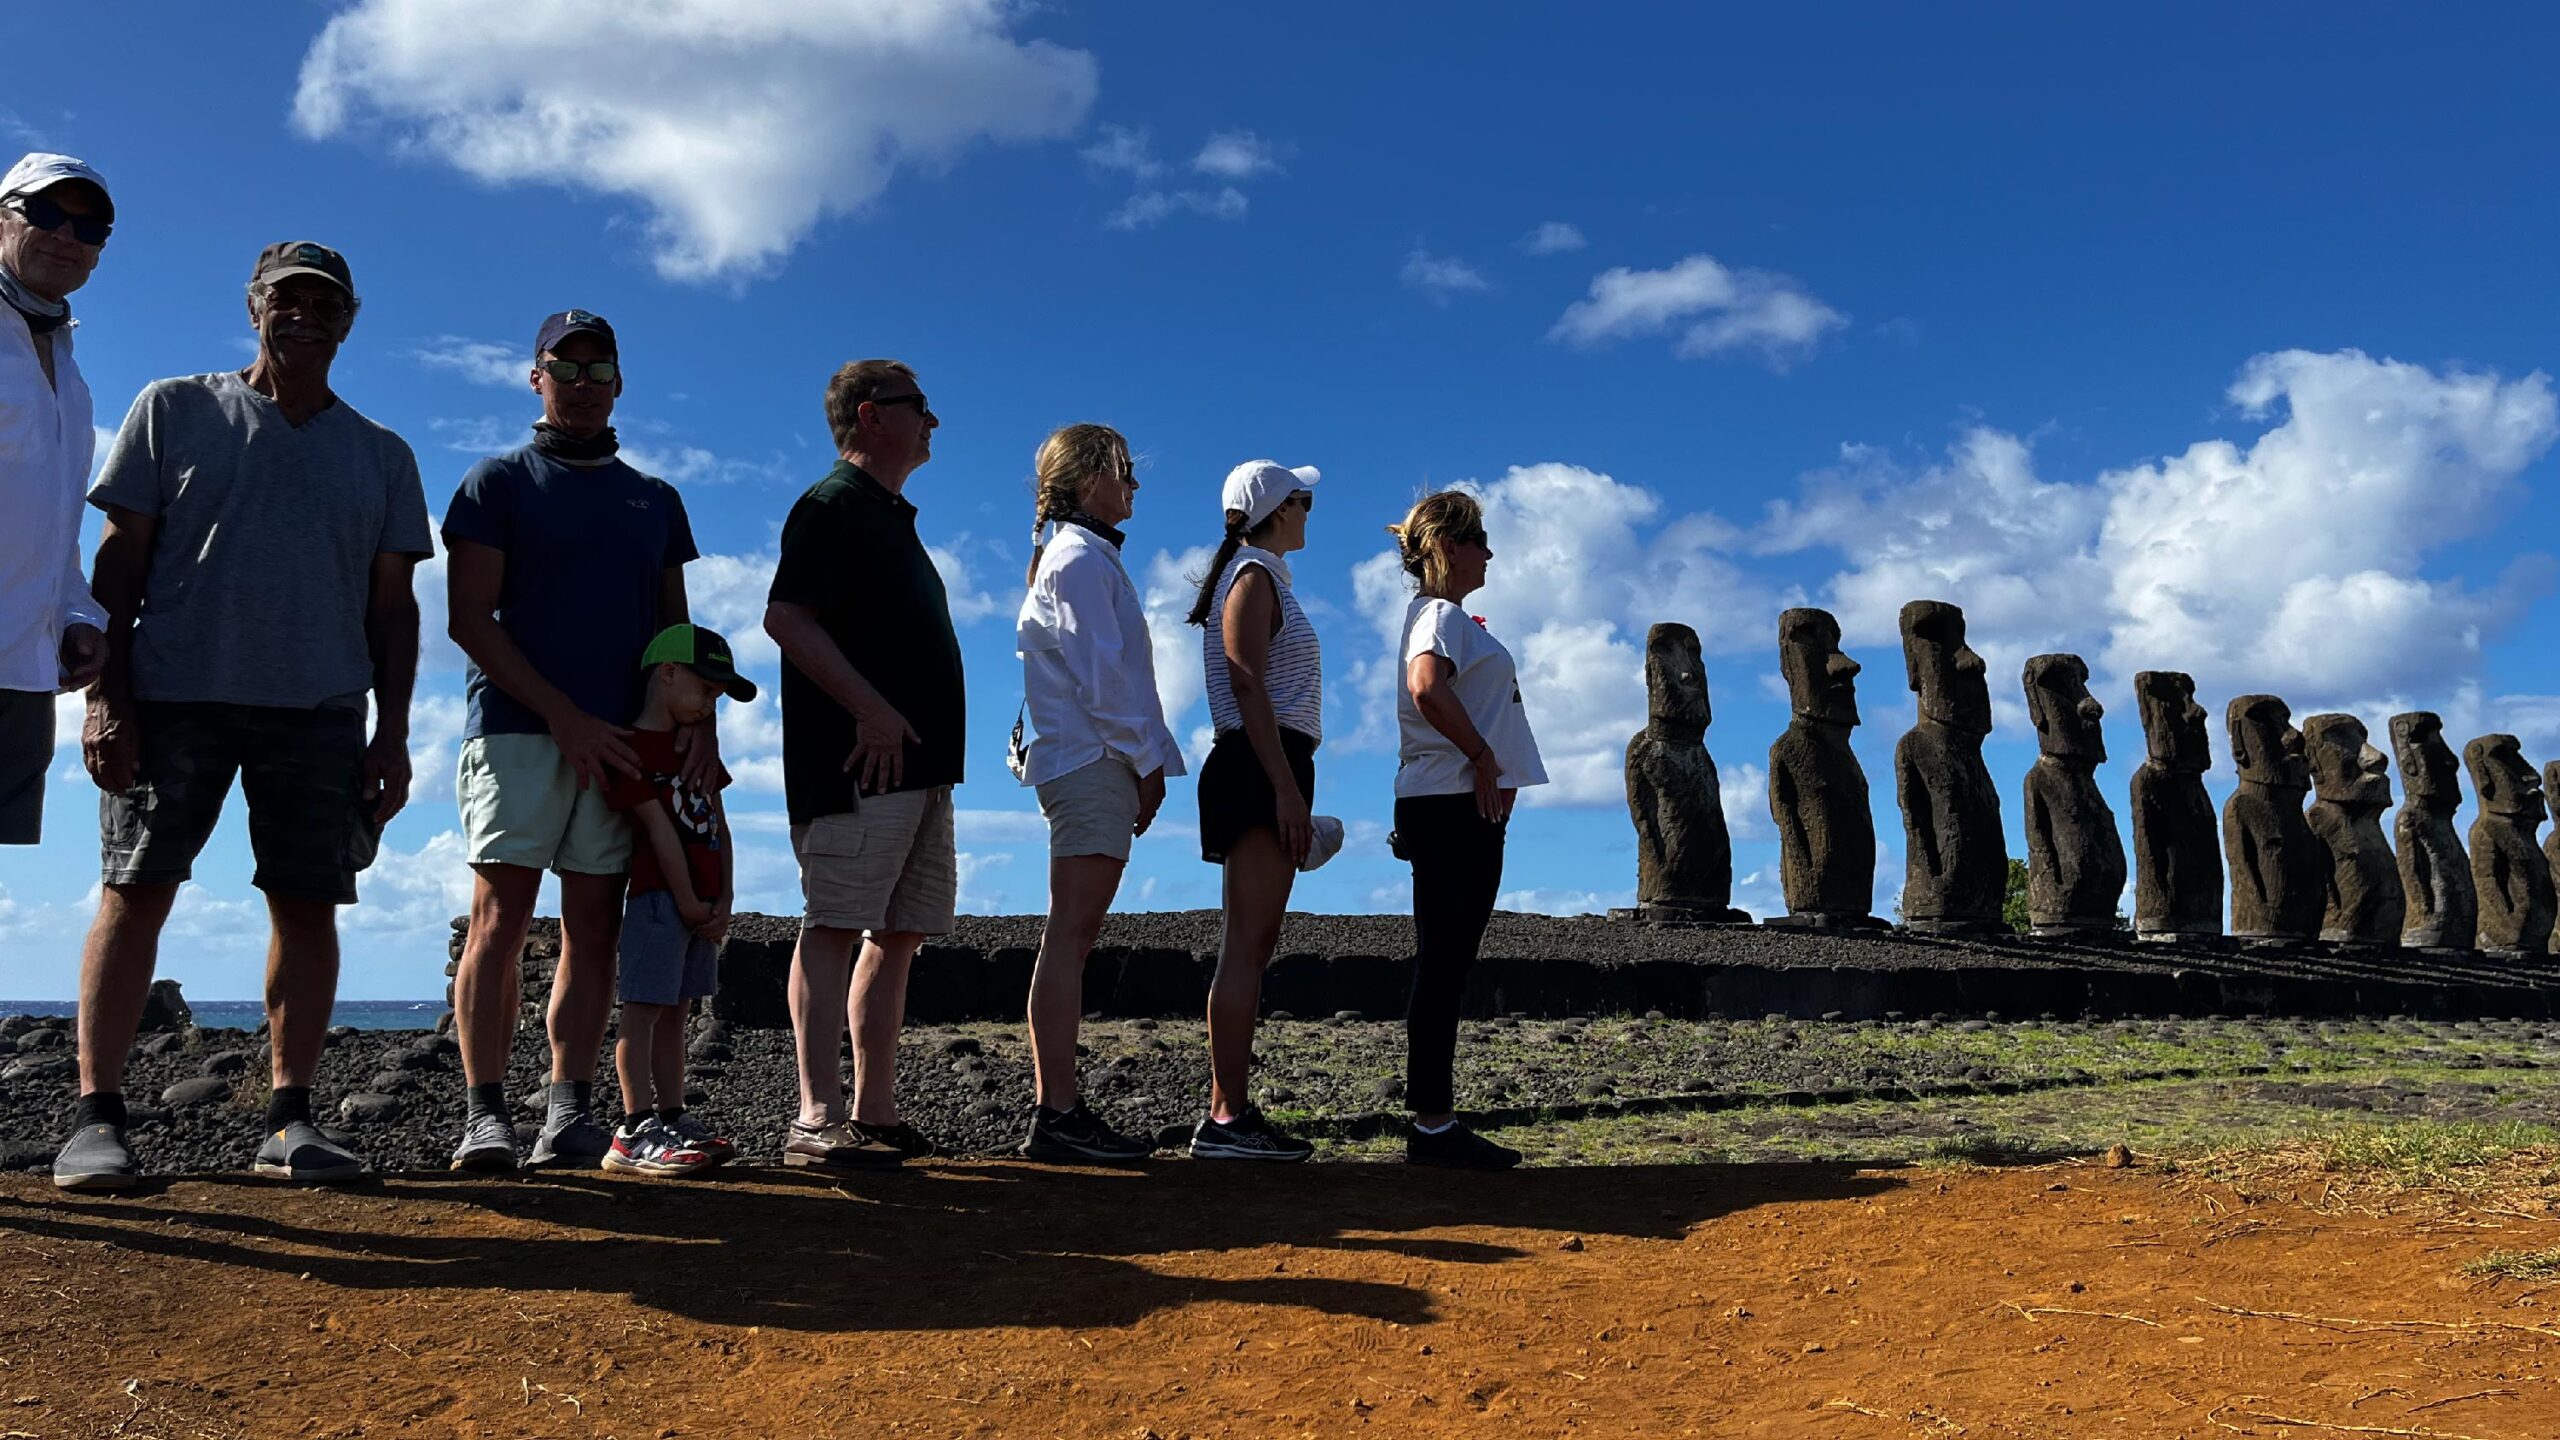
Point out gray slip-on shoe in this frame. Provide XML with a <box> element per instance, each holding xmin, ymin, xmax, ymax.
<box><xmin>53</xmin><ymin>1123</ymin><xmax>139</xmax><ymax>1192</ymax></box>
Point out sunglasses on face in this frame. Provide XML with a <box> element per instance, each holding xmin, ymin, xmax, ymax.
<box><xmin>262</xmin><ymin>287</ymin><xmax>352</xmax><ymax>324</ymax></box>
<box><xmin>4</xmin><ymin>194</ymin><xmax>111</xmax><ymax>246</ymax></box>
<box><xmin>1287</xmin><ymin>491</ymin><xmax>1314</xmax><ymax>513</ymax></box>
<box><xmin>868</xmin><ymin>393</ymin><xmax>935</xmax><ymax>422</ymax></box>
<box><xmin>539</xmin><ymin>358</ymin><xmax>620</xmax><ymax>385</ymax></box>
<box><xmin>1456</xmin><ymin>526</ymin><xmax>1488</xmax><ymax>547</ymax></box>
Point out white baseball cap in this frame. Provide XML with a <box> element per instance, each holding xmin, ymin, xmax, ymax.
<box><xmin>1221</xmin><ymin>459</ymin><xmax>1320</xmax><ymax>529</ymax></box>
<box><xmin>1300</xmin><ymin>815</ymin><xmax>1346</xmax><ymax>873</ymax></box>
<box><xmin>1</xmin><ymin>153</ymin><xmax>113</xmax><ymax>217</ymax></box>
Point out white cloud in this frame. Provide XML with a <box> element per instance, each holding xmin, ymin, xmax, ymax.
<box><xmin>687</xmin><ymin>548</ymin><xmax>781</xmax><ymax>663</ymax></box>
<box><xmin>345</xmin><ymin>829</ymin><xmax>477</xmax><ymax>935</ymax></box>
<box><xmin>412</xmin><ymin>336</ymin><xmax>527</xmax><ymax>387</ymax></box>
<box><xmin>1191</xmin><ymin>131</ymin><xmax>1282</xmax><ymax>179</ymax></box>
<box><xmin>1495</xmin><ymin>887</ymin><xmax>1627</xmax><ymax>916</ymax></box>
<box><xmin>1517</xmin><ymin>221</ymin><xmax>1586</xmax><ymax>256</ymax></box>
<box><xmin>1760</xmin><ymin>349</ymin><xmax>2560</xmax><ymax>723</ymax></box>
<box><xmin>956</xmin><ymin>850</ymin><xmax>1013</xmax><ymax>913</ymax></box>
<box><xmin>1720</xmin><ymin>761</ymin><xmax>1767</xmax><ymax>842</ymax></box>
<box><xmin>430</xmin><ymin>416</ymin><xmax>517</xmax><ymax>455</ymax></box>
<box><xmin>1400</xmin><ymin>249</ymin><xmax>1490</xmax><ymax>304</ymax></box>
<box><xmin>1348</xmin><ymin>463</ymin><xmax>1792</xmax><ymax>807</ymax></box>
<box><xmin>1107</xmin><ymin>185</ymin><xmax>1247</xmax><ymax>231</ymax></box>
<box><xmin>90</xmin><ymin>425</ymin><xmax>116</xmax><ymax>485</ymax></box>
<box><xmin>957</xmin><ymin>808</ymin><xmax>1047</xmax><ymax>846</ymax></box>
<box><xmin>928</xmin><ymin>542</ymin><xmax>1003</xmax><ymax>625</ymax></box>
<box><xmin>293</xmin><ymin>0</ymin><xmax>1098</xmax><ymax>282</ymax></box>
<box><xmin>404</xmin><ymin>692</ymin><xmax>469</xmax><ymax>801</ymax></box>
<box><xmin>1080</xmin><ymin>123</ymin><xmax>1160</xmax><ymax>179</ymax></box>
<box><xmin>1141</xmin><ymin>545</ymin><xmax>1215</xmax><ymax>729</ymax></box>
<box><xmin>1550</xmin><ymin>253</ymin><xmax>1847</xmax><ymax>369</ymax></box>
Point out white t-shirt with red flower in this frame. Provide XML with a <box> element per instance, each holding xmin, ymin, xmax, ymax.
<box><xmin>1394</xmin><ymin>596</ymin><xmax>1549</xmax><ymax>799</ymax></box>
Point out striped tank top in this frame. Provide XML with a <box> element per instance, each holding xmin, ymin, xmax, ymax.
<box><xmin>1203</xmin><ymin>546</ymin><xmax>1323</xmax><ymax>744</ymax></box>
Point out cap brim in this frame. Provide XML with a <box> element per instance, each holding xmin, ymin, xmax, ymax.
<box><xmin>721</xmin><ymin>674</ymin><xmax>758</xmax><ymax>703</ymax></box>
<box><xmin>1287</xmin><ymin>465</ymin><xmax>1321</xmax><ymax>489</ymax></box>
<box><xmin>258</xmin><ymin>265</ymin><xmax>351</xmax><ymax>294</ymax></box>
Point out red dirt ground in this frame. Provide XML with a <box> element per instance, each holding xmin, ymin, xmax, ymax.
<box><xmin>1</xmin><ymin>1161</ymin><xmax>2554</xmax><ymax>1438</ymax></box>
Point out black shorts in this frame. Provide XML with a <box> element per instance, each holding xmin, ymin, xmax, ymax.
<box><xmin>1197</xmin><ymin>727</ymin><xmax>1317</xmax><ymax>865</ymax></box>
<box><xmin>100</xmin><ymin>701</ymin><xmax>380</xmax><ymax>904</ymax></box>
<box><xmin>0</xmin><ymin>688</ymin><xmax>51</xmax><ymax>846</ymax></box>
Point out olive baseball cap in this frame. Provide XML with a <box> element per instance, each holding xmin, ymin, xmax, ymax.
<box><xmin>640</xmin><ymin>623</ymin><xmax>756</xmax><ymax>702</ymax></box>
<box><xmin>251</xmin><ymin>240</ymin><xmax>355</xmax><ymax>296</ymax></box>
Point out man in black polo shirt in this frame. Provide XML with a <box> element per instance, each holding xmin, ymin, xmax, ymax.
<box><xmin>763</xmin><ymin>358</ymin><xmax>963</xmax><ymax>1166</ymax></box>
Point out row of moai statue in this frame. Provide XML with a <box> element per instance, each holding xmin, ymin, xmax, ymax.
<box><xmin>1623</xmin><ymin>603</ymin><xmax>2559</xmax><ymax>957</ymax></box>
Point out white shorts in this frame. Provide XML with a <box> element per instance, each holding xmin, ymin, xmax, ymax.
<box><xmin>1038</xmin><ymin>758</ymin><xmax>1140</xmax><ymax>862</ymax></box>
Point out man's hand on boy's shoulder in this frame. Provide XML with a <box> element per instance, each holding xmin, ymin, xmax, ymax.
<box><xmin>674</xmin><ymin>718</ymin><xmax>723</xmax><ymax>790</ymax></box>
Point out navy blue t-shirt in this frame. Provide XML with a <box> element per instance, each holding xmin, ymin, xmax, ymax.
<box><xmin>441</xmin><ymin>444</ymin><xmax>699</xmax><ymax>738</ymax></box>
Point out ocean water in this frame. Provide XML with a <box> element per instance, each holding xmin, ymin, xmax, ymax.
<box><xmin>0</xmin><ymin>1000</ymin><xmax>448</xmax><ymax>1031</ymax></box>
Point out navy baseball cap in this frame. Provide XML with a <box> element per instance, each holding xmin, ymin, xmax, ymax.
<box><xmin>535</xmin><ymin>308</ymin><xmax>616</xmax><ymax>357</ymax></box>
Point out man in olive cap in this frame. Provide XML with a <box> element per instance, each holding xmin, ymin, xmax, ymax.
<box><xmin>55</xmin><ymin>240</ymin><xmax>433</xmax><ymax>1191</ymax></box>
<box><xmin>0</xmin><ymin>153</ymin><xmax>115</xmax><ymax>848</ymax></box>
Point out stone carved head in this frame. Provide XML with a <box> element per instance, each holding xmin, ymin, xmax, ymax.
<box><xmin>2134</xmin><ymin>670</ymin><xmax>2210</xmax><ymax>774</ymax></box>
<box><xmin>2464</xmin><ymin>734</ymin><xmax>2545</xmax><ymax>823</ymax></box>
<box><xmin>1643</xmin><ymin>622</ymin><xmax>1709</xmax><ymax>740</ymax></box>
<box><xmin>1778</xmin><ymin>607</ymin><xmax>1859</xmax><ymax>728</ymax></box>
<box><xmin>2391</xmin><ymin>712</ymin><xmax>2460</xmax><ymax>811</ymax></box>
<box><xmin>2303</xmin><ymin>713</ymin><xmax>2390</xmax><ymax>811</ymax></box>
<box><xmin>2226</xmin><ymin>694</ymin><xmax>2309</xmax><ymax>789</ymax></box>
<box><xmin>1899</xmin><ymin>600</ymin><xmax>1991</xmax><ymax>735</ymax></box>
<box><xmin>2022</xmin><ymin>653</ymin><xmax>2104</xmax><ymax>766</ymax></box>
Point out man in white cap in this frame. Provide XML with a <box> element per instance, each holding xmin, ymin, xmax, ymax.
<box><xmin>0</xmin><ymin>153</ymin><xmax>114</xmax><ymax>847</ymax></box>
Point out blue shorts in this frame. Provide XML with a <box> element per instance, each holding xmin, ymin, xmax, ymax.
<box><xmin>619</xmin><ymin>889</ymin><xmax>719</xmax><ymax>1005</ymax></box>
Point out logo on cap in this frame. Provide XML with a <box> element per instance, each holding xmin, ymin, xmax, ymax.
<box><xmin>295</xmin><ymin>244</ymin><xmax>329</xmax><ymax>266</ymax></box>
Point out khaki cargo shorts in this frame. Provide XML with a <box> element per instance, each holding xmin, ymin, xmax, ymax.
<box><xmin>791</xmin><ymin>785</ymin><xmax>957</xmax><ymax>936</ymax></box>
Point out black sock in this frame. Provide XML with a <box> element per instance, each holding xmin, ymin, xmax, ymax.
<box><xmin>264</xmin><ymin>1085</ymin><xmax>313</xmax><ymax>1129</ymax></box>
<box><xmin>72</xmin><ymin>1091</ymin><xmax>127</xmax><ymax>1130</ymax></box>
<box><xmin>620</xmin><ymin>1112</ymin><xmax>651</xmax><ymax>1135</ymax></box>
<box><xmin>655</xmin><ymin>1106</ymin><xmax>686</xmax><ymax>1126</ymax></box>
<box><xmin>467</xmin><ymin>1082</ymin><xmax>509</xmax><ymax>1121</ymax></box>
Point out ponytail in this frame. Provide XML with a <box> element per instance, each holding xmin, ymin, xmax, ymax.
<box><xmin>1185</xmin><ymin>513</ymin><xmax>1252</xmax><ymax>627</ymax></box>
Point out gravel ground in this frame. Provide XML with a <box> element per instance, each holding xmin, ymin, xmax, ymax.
<box><xmin>5</xmin><ymin>1009</ymin><xmax>2557</xmax><ymax>1176</ymax></box>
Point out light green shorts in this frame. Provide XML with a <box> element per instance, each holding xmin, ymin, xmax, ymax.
<box><xmin>456</xmin><ymin>734</ymin><xmax>634</xmax><ymax>875</ymax></box>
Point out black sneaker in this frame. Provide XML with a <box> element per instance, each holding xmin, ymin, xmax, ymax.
<box><xmin>1023</xmin><ymin>1103</ymin><xmax>1155</xmax><ymax>1164</ymax></box>
<box><xmin>850</xmin><ymin>1119</ymin><xmax>940</xmax><ymax>1159</ymax></box>
<box><xmin>1189</xmin><ymin>1105</ymin><xmax>1315</xmax><ymax>1162</ymax></box>
<box><xmin>1406</xmin><ymin>1121</ymin><xmax>1522</xmax><ymax>1170</ymax></box>
<box><xmin>53</xmin><ymin>1122</ymin><xmax>139</xmax><ymax>1192</ymax></box>
<box><xmin>253</xmin><ymin>1120</ymin><xmax>367</xmax><ymax>1183</ymax></box>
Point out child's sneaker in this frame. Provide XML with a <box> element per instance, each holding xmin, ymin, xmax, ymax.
<box><xmin>601</xmin><ymin>1118</ymin><xmax>720</xmax><ymax>1178</ymax></box>
<box><xmin>663</xmin><ymin>1111</ymin><xmax>737</xmax><ymax>1166</ymax></box>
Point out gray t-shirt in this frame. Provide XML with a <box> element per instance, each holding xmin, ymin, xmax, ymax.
<box><xmin>89</xmin><ymin>371</ymin><xmax>434</xmax><ymax>708</ymax></box>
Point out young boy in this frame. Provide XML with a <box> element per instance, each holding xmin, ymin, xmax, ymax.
<box><xmin>600</xmin><ymin>623</ymin><xmax>751</xmax><ymax>1175</ymax></box>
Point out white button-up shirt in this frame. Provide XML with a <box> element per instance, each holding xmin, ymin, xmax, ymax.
<box><xmin>0</xmin><ymin>310</ymin><xmax>105</xmax><ymax>694</ymax></box>
<box><xmin>1015</xmin><ymin>519</ymin><xmax>1185</xmax><ymax>786</ymax></box>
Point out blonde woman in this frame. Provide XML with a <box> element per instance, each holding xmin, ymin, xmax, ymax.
<box><xmin>1387</xmin><ymin>490</ymin><xmax>1543</xmax><ymax>1168</ymax></box>
<box><xmin>1014</xmin><ymin>424</ymin><xmax>1184</xmax><ymax>1163</ymax></box>
<box><xmin>1184</xmin><ymin>459</ymin><xmax>1335</xmax><ymax>1161</ymax></box>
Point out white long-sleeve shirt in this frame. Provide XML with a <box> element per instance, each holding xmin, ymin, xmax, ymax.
<box><xmin>1015</xmin><ymin>519</ymin><xmax>1186</xmax><ymax>786</ymax></box>
<box><xmin>0</xmin><ymin>310</ymin><xmax>106</xmax><ymax>694</ymax></box>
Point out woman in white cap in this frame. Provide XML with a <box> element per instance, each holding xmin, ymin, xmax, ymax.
<box><xmin>1385</xmin><ymin>490</ymin><xmax>1543</xmax><ymax>1168</ymax></box>
<box><xmin>1183</xmin><ymin>458</ymin><xmax>1331</xmax><ymax>1160</ymax></box>
<box><xmin>1013</xmin><ymin>423</ymin><xmax>1184</xmax><ymax>1163</ymax></box>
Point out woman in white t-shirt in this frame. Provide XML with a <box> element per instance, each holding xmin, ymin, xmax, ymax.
<box><xmin>1013</xmin><ymin>423</ymin><xmax>1185</xmax><ymax>1164</ymax></box>
<box><xmin>1386</xmin><ymin>490</ymin><xmax>1546</xmax><ymax>1169</ymax></box>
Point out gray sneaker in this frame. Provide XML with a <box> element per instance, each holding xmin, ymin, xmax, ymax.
<box><xmin>53</xmin><ymin>1122</ymin><xmax>139</xmax><ymax>1192</ymax></box>
<box><xmin>253</xmin><ymin>1120</ymin><xmax>366</xmax><ymax>1183</ymax></box>
<box><xmin>450</xmin><ymin>1112</ymin><xmax>518</xmax><ymax>1173</ymax></box>
<box><xmin>529</xmin><ymin>1108</ymin><xmax>612</xmax><ymax>1168</ymax></box>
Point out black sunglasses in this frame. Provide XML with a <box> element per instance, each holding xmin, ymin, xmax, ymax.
<box><xmin>539</xmin><ymin>358</ymin><xmax>620</xmax><ymax>385</ymax></box>
<box><xmin>1456</xmin><ymin>526</ymin><xmax>1488</xmax><ymax>547</ymax></box>
<box><xmin>5</xmin><ymin>193</ymin><xmax>111</xmax><ymax>246</ymax></box>
<box><xmin>1287</xmin><ymin>491</ymin><xmax>1314</xmax><ymax>513</ymax></box>
<box><xmin>868</xmin><ymin>392</ymin><xmax>935</xmax><ymax>420</ymax></box>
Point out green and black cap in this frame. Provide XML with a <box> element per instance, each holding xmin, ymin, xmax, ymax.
<box><xmin>639</xmin><ymin>623</ymin><xmax>757</xmax><ymax>702</ymax></box>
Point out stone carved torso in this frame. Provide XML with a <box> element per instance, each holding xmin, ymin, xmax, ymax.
<box><xmin>1770</xmin><ymin>719</ymin><xmax>1874</xmax><ymax>916</ymax></box>
<box><xmin>2302</xmin><ymin>714</ymin><xmax>2402</xmax><ymax>946</ymax></box>
<box><xmin>1895</xmin><ymin>721</ymin><xmax>2007</xmax><ymax>923</ymax></box>
<box><xmin>2222</xmin><ymin>695</ymin><xmax>2328</xmax><ymax>941</ymax></box>
<box><xmin>2131</xmin><ymin>762</ymin><xmax>2222</xmax><ymax>934</ymax></box>
<box><xmin>2392</xmin><ymin>713</ymin><xmax>2473</xmax><ymax>949</ymax></box>
<box><xmin>1626</xmin><ymin>625</ymin><xmax>1731</xmax><ymax>911</ymax></box>
<box><xmin>2024</xmin><ymin>760</ymin><xmax>2125</xmax><ymax>929</ymax></box>
<box><xmin>2467</xmin><ymin>736</ymin><xmax>2554</xmax><ymax>955</ymax></box>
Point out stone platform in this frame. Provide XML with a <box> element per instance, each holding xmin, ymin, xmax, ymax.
<box><xmin>449</xmin><ymin>910</ymin><xmax>2560</xmax><ymax>1028</ymax></box>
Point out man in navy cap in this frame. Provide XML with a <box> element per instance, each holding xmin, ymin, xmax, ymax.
<box><xmin>442</xmin><ymin>308</ymin><xmax>710</xmax><ymax>1173</ymax></box>
<box><xmin>58</xmin><ymin>238</ymin><xmax>433</xmax><ymax>1190</ymax></box>
<box><xmin>0</xmin><ymin>153</ymin><xmax>115</xmax><ymax>848</ymax></box>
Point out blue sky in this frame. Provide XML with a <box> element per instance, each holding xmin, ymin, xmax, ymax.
<box><xmin>8</xmin><ymin>3</ymin><xmax>2560</xmax><ymax>999</ymax></box>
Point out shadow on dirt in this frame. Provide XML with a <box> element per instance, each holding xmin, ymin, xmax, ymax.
<box><xmin>0</xmin><ymin>1161</ymin><xmax>1900</xmax><ymax>1334</ymax></box>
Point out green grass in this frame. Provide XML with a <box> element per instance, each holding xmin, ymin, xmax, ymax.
<box><xmin>2310</xmin><ymin>1120</ymin><xmax>2560</xmax><ymax>1184</ymax></box>
<box><xmin>2461</xmin><ymin>1247</ymin><xmax>2560</xmax><ymax>1280</ymax></box>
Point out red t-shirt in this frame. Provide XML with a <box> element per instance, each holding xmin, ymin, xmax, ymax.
<box><xmin>601</xmin><ymin>728</ymin><xmax>730</xmax><ymax>900</ymax></box>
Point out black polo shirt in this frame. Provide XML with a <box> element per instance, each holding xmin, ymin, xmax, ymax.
<box><xmin>768</xmin><ymin>461</ymin><xmax>966</xmax><ymax>822</ymax></box>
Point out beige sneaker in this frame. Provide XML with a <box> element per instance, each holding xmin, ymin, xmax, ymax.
<box><xmin>783</xmin><ymin>1118</ymin><xmax>905</xmax><ymax>1168</ymax></box>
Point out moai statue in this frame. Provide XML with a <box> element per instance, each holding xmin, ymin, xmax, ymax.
<box><xmin>2545</xmin><ymin>761</ymin><xmax>2560</xmax><ymax>956</ymax></box>
<box><xmin>2464</xmin><ymin>735</ymin><xmax>2554</xmax><ymax>957</ymax></box>
<box><xmin>2130</xmin><ymin>671</ymin><xmax>2222</xmax><ymax>940</ymax></box>
<box><xmin>2020</xmin><ymin>654</ymin><xmax>2126</xmax><ymax>934</ymax></box>
<box><xmin>1893</xmin><ymin>601</ymin><xmax>2007</xmax><ymax>933</ymax></box>
<box><xmin>2222</xmin><ymin>694</ymin><xmax>2329</xmax><ymax>942</ymax></box>
<box><xmin>1766</xmin><ymin>608</ymin><xmax>1880</xmax><ymax>927</ymax></box>
<box><xmin>2301</xmin><ymin>713</ymin><xmax>2403</xmax><ymax>946</ymax></box>
<box><xmin>1624</xmin><ymin>623</ymin><xmax>1743</xmax><ymax>923</ymax></box>
<box><xmin>2391</xmin><ymin>712</ymin><xmax>2474</xmax><ymax>950</ymax></box>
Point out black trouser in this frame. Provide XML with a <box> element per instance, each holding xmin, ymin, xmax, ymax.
<box><xmin>1397</xmin><ymin>793</ymin><xmax>1506</xmax><ymax>1116</ymax></box>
